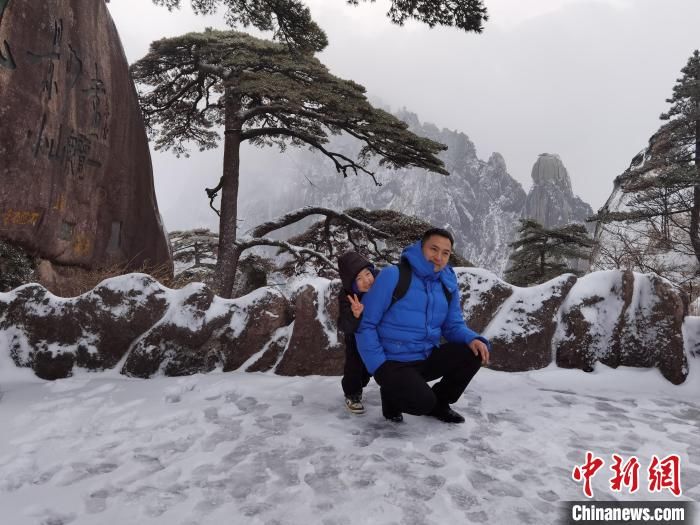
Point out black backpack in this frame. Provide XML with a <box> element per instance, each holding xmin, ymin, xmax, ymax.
<box><xmin>389</xmin><ymin>259</ymin><xmax>452</xmax><ymax>308</ymax></box>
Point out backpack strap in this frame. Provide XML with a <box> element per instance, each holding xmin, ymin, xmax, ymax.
<box><xmin>390</xmin><ymin>259</ymin><xmax>412</xmax><ymax>307</ymax></box>
<box><xmin>389</xmin><ymin>258</ymin><xmax>453</xmax><ymax>308</ymax></box>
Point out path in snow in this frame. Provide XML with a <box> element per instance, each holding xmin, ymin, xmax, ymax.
<box><xmin>0</xmin><ymin>366</ymin><xmax>698</xmax><ymax>525</ymax></box>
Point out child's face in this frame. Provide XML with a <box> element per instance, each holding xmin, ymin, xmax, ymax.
<box><xmin>354</xmin><ymin>268</ymin><xmax>375</xmax><ymax>293</ymax></box>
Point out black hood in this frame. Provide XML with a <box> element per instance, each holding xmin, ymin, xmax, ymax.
<box><xmin>338</xmin><ymin>251</ymin><xmax>372</xmax><ymax>292</ymax></box>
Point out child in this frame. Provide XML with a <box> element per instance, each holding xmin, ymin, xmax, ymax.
<box><xmin>337</xmin><ymin>251</ymin><xmax>377</xmax><ymax>414</ymax></box>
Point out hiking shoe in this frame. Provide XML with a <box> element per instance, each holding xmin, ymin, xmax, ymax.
<box><xmin>384</xmin><ymin>413</ymin><xmax>404</xmax><ymax>423</ymax></box>
<box><xmin>429</xmin><ymin>405</ymin><xmax>465</xmax><ymax>424</ymax></box>
<box><xmin>345</xmin><ymin>394</ymin><xmax>365</xmax><ymax>414</ymax></box>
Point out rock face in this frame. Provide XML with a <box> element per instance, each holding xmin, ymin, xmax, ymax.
<box><xmin>0</xmin><ymin>270</ymin><xmax>692</xmax><ymax>384</ymax></box>
<box><xmin>524</xmin><ymin>154</ymin><xmax>594</xmax><ymax>231</ymax></box>
<box><xmin>122</xmin><ymin>285</ymin><xmax>291</xmax><ymax>378</ymax></box>
<box><xmin>483</xmin><ymin>274</ymin><xmax>577</xmax><ymax>372</ymax></box>
<box><xmin>2</xmin><ymin>274</ymin><xmax>169</xmax><ymax>380</ymax></box>
<box><xmin>275</xmin><ymin>281</ymin><xmax>345</xmax><ymax>376</ymax></box>
<box><xmin>457</xmin><ymin>268</ymin><xmax>513</xmax><ymax>333</ymax></box>
<box><xmin>591</xmin><ymin>131</ymin><xmax>698</xmax><ymax>292</ymax></box>
<box><xmin>553</xmin><ymin>271</ymin><xmax>688</xmax><ymax>384</ymax></box>
<box><xmin>0</xmin><ymin>0</ymin><xmax>171</xmax><ymax>283</ymax></box>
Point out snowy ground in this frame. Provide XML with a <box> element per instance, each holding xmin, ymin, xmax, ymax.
<box><xmin>1</xmin><ymin>359</ymin><xmax>699</xmax><ymax>525</ymax></box>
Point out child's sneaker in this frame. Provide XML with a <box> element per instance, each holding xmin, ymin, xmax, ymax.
<box><xmin>344</xmin><ymin>394</ymin><xmax>365</xmax><ymax>414</ymax></box>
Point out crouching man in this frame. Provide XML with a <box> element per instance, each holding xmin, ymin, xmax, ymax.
<box><xmin>355</xmin><ymin>228</ymin><xmax>491</xmax><ymax>423</ymax></box>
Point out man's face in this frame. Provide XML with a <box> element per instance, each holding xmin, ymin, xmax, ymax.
<box><xmin>354</xmin><ymin>268</ymin><xmax>375</xmax><ymax>293</ymax></box>
<box><xmin>422</xmin><ymin>235</ymin><xmax>452</xmax><ymax>272</ymax></box>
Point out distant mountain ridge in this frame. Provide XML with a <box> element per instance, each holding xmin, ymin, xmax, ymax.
<box><xmin>239</xmin><ymin>110</ymin><xmax>593</xmax><ymax>276</ymax></box>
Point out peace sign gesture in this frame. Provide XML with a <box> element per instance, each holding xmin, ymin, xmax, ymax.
<box><xmin>347</xmin><ymin>294</ymin><xmax>364</xmax><ymax>319</ymax></box>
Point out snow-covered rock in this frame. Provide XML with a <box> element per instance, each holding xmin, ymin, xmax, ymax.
<box><xmin>122</xmin><ymin>284</ymin><xmax>291</xmax><ymax>378</ymax></box>
<box><xmin>482</xmin><ymin>274</ymin><xmax>577</xmax><ymax>372</ymax></box>
<box><xmin>0</xmin><ymin>269</ymin><xmax>693</xmax><ymax>384</ymax></box>
<box><xmin>554</xmin><ymin>271</ymin><xmax>687</xmax><ymax>384</ymax></box>
<box><xmin>275</xmin><ymin>279</ymin><xmax>345</xmax><ymax>376</ymax></box>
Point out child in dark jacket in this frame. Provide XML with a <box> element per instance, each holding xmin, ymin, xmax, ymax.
<box><xmin>337</xmin><ymin>251</ymin><xmax>377</xmax><ymax>414</ymax></box>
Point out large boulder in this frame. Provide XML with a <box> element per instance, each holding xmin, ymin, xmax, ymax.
<box><xmin>121</xmin><ymin>286</ymin><xmax>291</xmax><ymax>378</ymax></box>
<box><xmin>1</xmin><ymin>274</ymin><xmax>168</xmax><ymax>380</ymax></box>
<box><xmin>456</xmin><ymin>268</ymin><xmax>513</xmax><ymax>332</ymax></box>
<box><xmin>0</xmin><ymin>0</ymin><xmax>171</xmax><ymax>287</ymax></box>
<box><xmin>483</xmin><ymin>274</ymin><xmax>577</xmax><ymax>371</ymax></box>
<box><xmin>554</xmin><ymin>271</ymin><xmax>689</xmax><ymax>384</ymax></box>
<box><xmin>611</xmin><ymin>272</ymin><xmax>687</xmax><ymax>385</ymax></box>
<box><xmin>275</xmin><ymin>280</ymin><xmax>345</xmax><ymax>376</ymax></box>
<box><xmin>553</xmin><ymin>270</ymin><xmax>630</xmax><ymax>372</ymax></box>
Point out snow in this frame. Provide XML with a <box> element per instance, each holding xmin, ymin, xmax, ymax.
<box><xmin>483</xmin><ymin>274</ymin><xmax>573</xmax><ymax>342</ymax></box>
<box><xmin>286</xmin><ymin>276</ymin><xmax>340</xmax><ymax>348</ymax></box>
<box><xmin>1</xmin><ymin>362</ymin><xmax>698</xmax><ymax>524</ymax></box>
<box><xmin>552</xmin><ymin>271</ymin><xmax>626</xmax><ymax>359</ymax></box>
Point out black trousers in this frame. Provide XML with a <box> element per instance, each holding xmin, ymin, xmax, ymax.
<box><xmin>374</xmin><ymin>342</ymin><xmax>482</xmax><ymax>416</ymax></box>
<box><xmin>341</xmin><ymin>335</ymin><xmax>371</xmax><ymax>397</ymax></box>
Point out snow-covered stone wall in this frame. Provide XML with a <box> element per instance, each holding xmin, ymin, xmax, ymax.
<box><xmin>0</xmin><ymin>270</ymin><xmax>692</xmax><ymax>384</ymax></box>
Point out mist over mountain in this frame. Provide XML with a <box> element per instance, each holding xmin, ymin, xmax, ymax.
<box><xmin>238</xmin><ymin>110</ymin><xmax>593</xmax><ymax>276</ymax></box>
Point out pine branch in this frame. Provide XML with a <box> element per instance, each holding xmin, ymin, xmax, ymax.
<box><xmin>248</xmin><ymin>206</ymin><xmax>390</xmax><ymax>239</ymax></box>
<box><xmin>240</xmin><ymin>127</ymin><xmax>381</xmax><ymax>184</ymax></box>
<box><xmin>234</xmin><ymin>237</ymin><xmax>334</xmax><ymax>268</ymax></box>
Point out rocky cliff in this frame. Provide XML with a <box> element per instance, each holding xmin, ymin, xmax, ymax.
<box><xmin>524</xmin><ymin>153</ymin><xmax>594</xmax><ymax>231</ymax></box>
<box><xmin>591</xmin><ymin>130</ymin><xmax>698</xmax><ymax>294</ymax></box>
<box><xmin>0</xmin><ymin>0</ymin><xmax>172</xmax><ymax>288</ymax></box>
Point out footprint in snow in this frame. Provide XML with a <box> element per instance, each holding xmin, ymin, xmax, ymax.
<box><xmin>466</xmin><ymin>510</ymin><xmax>489</xmax><ymax>523</ymax></box>
<box><xmin>23</xmin><ymin>507</ymin><xmax>76</xmax><ymax>525</ymax></box>
<box><xmin>403</xmin><ymin>474</ymin><xmax>446</xmax><ymax>501</ymax></box>
<box><xmin>486</xmin><ymin>482</ymin><xmax>524</xmax><ymax>498</ymax></box>
<box><xmin>200</xmin><ymin>424</ymin><xmax>243</xmax><ymax>452</ymax></box>
<box><xmin>289</xmin><ymin>393</ymin><xmax>304</xmax><ymax>406</ymax></box>
<box><xmin>446</xmin><ymin>484</ymin><xmax>477</xmax><ymax>510</ymax></box>
<box><xmin>430</xmin><ymin>442</ymin><xmax>451</xmax><ymax>454</ymax></box>
<box><xmin>537</xmin><ymin>489</ymin><xmax>559</xmax><ymax>502</ymax></box>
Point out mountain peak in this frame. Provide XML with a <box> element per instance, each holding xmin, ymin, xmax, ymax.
<box><xmin>531</xmin><ymin>153</ymin><xmax>573</xmax><ymax>195</ymax></box>
<box><xmin>524</xmin><ymin>154</ymin><xmax>592</xmax><ymax>230</ymax></box>
<box><xmin>488</xmin><ymin>152</ymin><xmax>507</xmax><ymax>171</ymax></box>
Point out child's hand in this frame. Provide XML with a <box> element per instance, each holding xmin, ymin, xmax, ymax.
<box><xmin>347</xmin><ymin>294</ymin><xmax>364</xmax><ymax>318</ymax></box>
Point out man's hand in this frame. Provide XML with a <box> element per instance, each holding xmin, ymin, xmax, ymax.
<box><xmin>347</xmin><ymin>294</ymin><xmax>364</xmax><ymax>319</ymax></box>
<box><xmin>468</xmin><ymin>339</ymin><xmax>489</xmax><ymax>365</ymax></box>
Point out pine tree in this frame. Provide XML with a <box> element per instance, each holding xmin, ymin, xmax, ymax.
<box><xmin>659</xmin><ymin>50</ymin><xmax>700</xmax><ymax>266</ymax></box>
<box><xmin>505</xmin><ymin>219</ymin><xmax>595</xmax><ymax>286</ymax></box>
<box><xmin>593</xmin><ymin>50</ymin><xmax>700</xmax><ymax>266</ymax></box>
<box><xmin>130</xmin><ymin>30</ymin><xmax>449</xmax><ymax>298</ymax></box>
<box><xmin>151</xmin><ymin>0</ymin><xmax>488</xmax><ymax>52</ymax></box>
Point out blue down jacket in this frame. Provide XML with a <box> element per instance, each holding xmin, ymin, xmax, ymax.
<box><xmin>355</xmin><ymin>241</ymin><xmax>491</xmax><ymax>374</ymax></box>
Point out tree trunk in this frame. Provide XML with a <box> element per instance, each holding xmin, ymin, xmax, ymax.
<box><xmin>539</xmin><ymin>249</ymin><xmax>546</xmax><ymax>282</ymax></box>
<box><xmin>214</xmin><ymin>85</ymin><xmax>243</xmax><ymax>298</ymax></box>
<box><xmin>691</xmin><ymin>109</ymin><xmax>700</xmax><ymax>268</ymax></box>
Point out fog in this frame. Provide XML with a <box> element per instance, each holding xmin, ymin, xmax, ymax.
<box><xmin>107</xmin><ymin>0</ymin><xmax>700</xmax><ymax>232</ymax></box>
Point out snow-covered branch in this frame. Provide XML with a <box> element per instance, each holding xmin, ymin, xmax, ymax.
<box><xmin>248</xmin><ymin>206</ymin><xmax>390</xmax><ymax>239</ymax></box>
<box><xmin>234</xmin><ymin>237</ymin><xmax>335</xmax><ymax>268</ymax></box>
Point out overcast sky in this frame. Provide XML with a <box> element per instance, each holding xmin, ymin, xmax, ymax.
<box><xmin>108</xmin><ymin>0</ymin><xmax>700</xmax><ymax>232</ymax></box>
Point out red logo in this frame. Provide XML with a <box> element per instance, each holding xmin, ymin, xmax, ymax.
<box><xmin>572</xmin><ymin>451</ymin><xmax>605</xmax><ymax>498</ymax></box>
<box><xmin>648</xmin><ymin>454</ymin><xmax>682</xmax><ymax>497</ymax></box>
<box><xmin>573</xmin><ymin>453</ymin><xmax>682</xmax><ymax>498</ymax></box>
<box><xmin>610</xmin><ymin>454</ymin><xmax>640</xmax><ymax>493</ymax></box>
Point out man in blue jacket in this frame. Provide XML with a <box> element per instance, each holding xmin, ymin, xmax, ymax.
<box><xmin>355</xmin><ymin>228</ymin><xmax>490</xmax><ymax>424</ymax></box>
